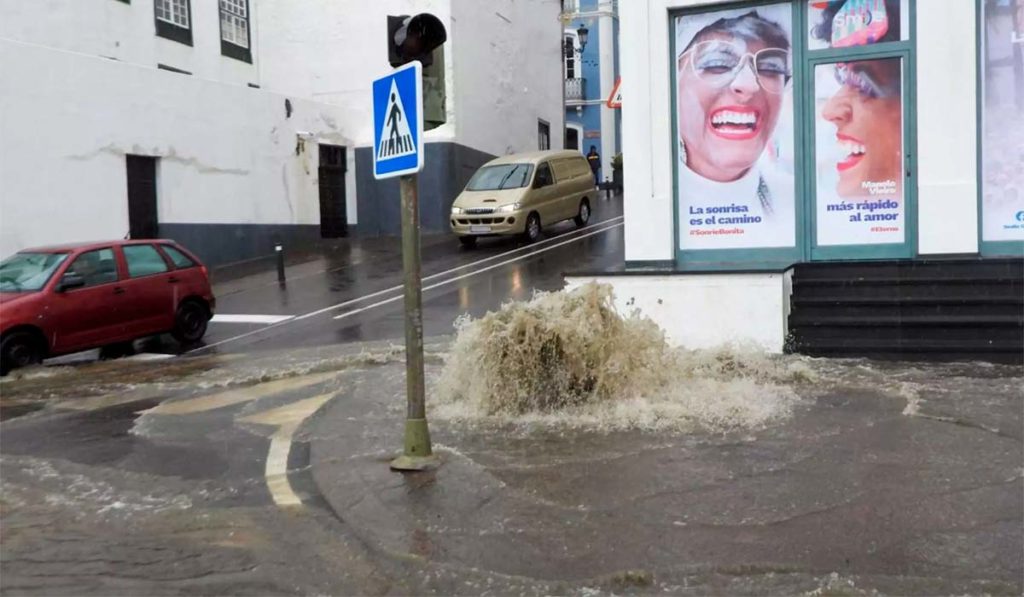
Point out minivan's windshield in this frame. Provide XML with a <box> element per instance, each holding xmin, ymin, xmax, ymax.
<box><xmin>0</xmin><ymin>252</ymin><xmax>69</xmax><ymax>292</ymax></box>
<box><xmin>466</xmin><ymin>164</ymin><xmax>534</xmax><ymax>191</ymax></box>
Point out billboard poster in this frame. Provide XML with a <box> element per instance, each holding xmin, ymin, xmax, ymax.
<box><xmin>674</xmin><ymin>3</ymin><xmax>797</xmax><ymax>251</ymax></box>
<box><xmin>814</xmin><ymin>58</ymin><xmax>905</xmax><ymax>246</ymax></box>
<box><xmin>808</xmin><ymin>0</ymin><xmax>909</xmax><ymax>50</ymax></box>
<box><xmin>981</xmin><ymin>0</ymin><xmax>1024</xmax><ymax>242</ymax></box>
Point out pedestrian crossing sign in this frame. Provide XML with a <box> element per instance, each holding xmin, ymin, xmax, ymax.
<box><xmin>372</xmin><ymin>61</ymin><xmax>424</xmax><ymax>179</ymax></box>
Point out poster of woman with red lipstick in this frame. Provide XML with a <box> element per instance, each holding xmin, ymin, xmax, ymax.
<box><xmin>675</xmin><ymin>4</ymin><xmax>797</xmax><ymax>251</ymax></box>
<box><xmin>812</xmin><ymin>4</ymin><xmax>905</xmax><ymax>246</ymax></box>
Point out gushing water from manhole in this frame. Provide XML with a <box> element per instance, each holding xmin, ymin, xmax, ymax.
<box><xmin>434</xmin><ymin>283</ymin><xmax>816</xmax><ymax>432</ymax></box>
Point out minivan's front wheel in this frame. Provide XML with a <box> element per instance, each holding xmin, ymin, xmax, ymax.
<box><xmin>459</xmin><ymin>235</ymin><xmax>477</xmax><ymax>249</ymax></box>
<box><xmin>574</xmin><ymin>199</ymin><xmax>591</xmax><ymax>228</ymax></box>
<box><xmin>172</xmin><ymin>300</ymin><xmax>209</xmax><ymax>345</ymax></box>
<box><xmin>1</xmin><ymin>332</ymin><xmax>43</xmax><ymax>376</ymax></box>
<box><xmin>524</xmin><ymin>213</ymin><xmax>542</xmax><ymax>243</ymax></box>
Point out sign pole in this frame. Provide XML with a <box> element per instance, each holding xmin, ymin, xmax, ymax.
<box><xmin>390</xmin><ymin>173</ymin><xmax>438</xmax><ymax>471</ymax></box>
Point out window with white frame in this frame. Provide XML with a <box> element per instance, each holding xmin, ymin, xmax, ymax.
<box><xmin>220</xmin><ymin>0</ymin><xmax>249</xmax><ymax>49</ymax></box>
<box><xmin>154</xmin><ymin>0</ymin><xmax>191</xmax><ymax>45</ymax></box>
<box><xmin>155</xmin><ymin>0</ymin><xmax>189</xmax><ymax>28</ymax></box>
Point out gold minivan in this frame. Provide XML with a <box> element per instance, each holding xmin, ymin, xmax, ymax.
<box><xmin>450</xmin><ymin>150</ymin><xmax>594</xmax><ymax>247</ymax></box>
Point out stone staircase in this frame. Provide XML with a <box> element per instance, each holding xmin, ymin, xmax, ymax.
<box><xmin>786</xmin><ymin>258</ymin><xmax>1024</xmax><ymax>363</ymax></box>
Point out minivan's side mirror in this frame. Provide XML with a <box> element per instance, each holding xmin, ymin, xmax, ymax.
<box><xmin>56</xmin><ymin>272</ymin><xmax>85</xmax><ymax>292</ymax></box>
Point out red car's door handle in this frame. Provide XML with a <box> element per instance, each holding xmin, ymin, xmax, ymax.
<box><xmin>113</xmin><ymin>287</ymin><xmax>126</xmax><ymax>295</ymax></box>
<box><xmin>168</xmin><ymin>276</ymin><xmax>180</xmax><ymax>283</ymax></box>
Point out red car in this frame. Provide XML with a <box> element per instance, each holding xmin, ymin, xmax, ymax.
<box><xmin>0</xmin><ymin>239</ymin><xmax>215</xmax><ymax>375</ymax></box>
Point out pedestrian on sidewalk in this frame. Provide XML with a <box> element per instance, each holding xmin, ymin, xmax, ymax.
<box><xmin>586</xmin><ymin>145</ymin><xmax>601</xmax><ymax>188</ymax></box>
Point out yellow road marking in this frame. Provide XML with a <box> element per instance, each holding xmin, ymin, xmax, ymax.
<box><xmin>142</xmin><ymin>372</ymin><xmax>339</xmax><ymax>416</ymax></box>
<box><xmin>240</xmin><ymin>393</ymin><xmax>337</xmax><ymax>507</ymax></box>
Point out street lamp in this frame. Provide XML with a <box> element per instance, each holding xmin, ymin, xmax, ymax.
<box><xmin>576</xmin><ymin>25</ymin><xmax>589</xmax><ymax>52</ymax></box>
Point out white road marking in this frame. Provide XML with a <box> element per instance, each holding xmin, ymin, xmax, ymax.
<box><xmin>240</xmin><ymin>393</ymin><xmax>337</xmax><ymax>507</ymax></box>
<box><xmin>212</xmin><ymin>314</ymin><xmax>295</xmax><ymax>324</ymax></box>
<box><xmin>190</xmin><ymin>216</ymin><xmax>624</xmax><ymax>352</ymax></box>
<box><xmin>333</xmin><ymin>220</ymin><xmax>624</xmax><ymax>320</ymax></box>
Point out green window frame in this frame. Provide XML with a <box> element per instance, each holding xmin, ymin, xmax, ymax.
<box><xmin>669</xmin><ymin>0</ymin><xmax>918</xmax><ymax>271</ymax></box>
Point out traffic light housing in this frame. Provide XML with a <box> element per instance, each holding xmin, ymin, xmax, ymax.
<box><xmin>388</xmin><ymin>14</ymin><xmax>447</xmax><ymax>131</ymax></box>
<box><xmin>387</xmin><ymin>14</ymin><xmax>447</xmax><ymax>67</ymax></box>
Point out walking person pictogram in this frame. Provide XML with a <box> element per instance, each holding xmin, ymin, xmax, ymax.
<box><xmin>376</xmin><ymin>80</ymin><xmax>415</xmax><ymax>160</ymax></box>
<box><xmin>387</xmin><ymin>92</ymin><xmax>402</xmax><ymax>155</ymax></box>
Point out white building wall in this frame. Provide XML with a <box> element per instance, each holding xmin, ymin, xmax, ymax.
<box><xmin>565</xmin><ymin>274</ymin><xmax>790</xmax><ymax>352</ymax></box>
<box><xmin>256</xmin><ymin>0</ymin><xmax>456</xmax><ymax>148</ymax></box>
<box><xmin>258</xmin><ymin>0</ymin><xmax>563</xmax><ymax>159</ymax></box>
<box><xmin>0</xmin><ymin>0</ymin><xmax>259</xmax><ymax>86</ymax></box>
<box><xmin>916</xmin><ymin>0</ymin><xmax>979</xmax><ymax>254</ymax></box>
<box><xmin>0</xmin><ymin>39</ymin><xmax>351</xmax><ymax>258</ymax></box>
<box><xmin>449</xmin><ymin>0</ymin><xmax>564</xmax><ymax>156</ymax></box>
<box><xmin>597</xmin><ymin>0</ymin><xmax>617</xmax><ymax>178</ymax></box>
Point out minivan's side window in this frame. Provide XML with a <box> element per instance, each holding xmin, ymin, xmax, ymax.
<box><xmin>124</xmin><ymin>244</ymin><xmax>170</xmax><ymax>278</ymax></box>
<box><xmin>160</xmin><ymin>245</ymin><xmax>197</xmax><ymax>269</ymax></box>
<box><xmin>67</xmin><ymin>249</ymin><xmax>118</xmax><ymax>288</ymax></box>
<box><xmin>534</xmin><ymin>163</ymin><xmax>554</xmax><ymax>188</ymax></box>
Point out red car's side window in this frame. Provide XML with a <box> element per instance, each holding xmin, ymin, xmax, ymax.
<box><xmin>123</xmin><ymin>245</ymin><xmax>170</xmax><ymax>278</ymax></box>
<box><xmin>65</xmin><ymin>249</ymin><xmax>118</xmax><ymax>289</ymax></box>
<box><xmin>159</xmin><ymin>245</ymin><xmax>197</xmax><ymax>269</ymax></box>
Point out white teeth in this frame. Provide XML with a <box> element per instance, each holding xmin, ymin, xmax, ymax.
<box><xmin>839</xmin><ymin>140</ymin><xmax>866</xmax><ymax>156</ymax></box>
<box><xmin>711</xmin><ymin>111</ymin><xmax>758</xmax><ymax>126</ymax></box>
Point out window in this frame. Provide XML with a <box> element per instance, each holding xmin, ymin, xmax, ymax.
<box><xmin>564</xmin><ymin>35</ymin><xmax>577</xmax><ymax>79</ymax></box>
<box><xmin>67</xmin><ymin>249</ymin><xmax>118</xmax><ymax>288</ymax></box>
<box><xmin>124</xmin><ymin>245</ymin><xmax>169</xmax><ymax>278</ymax></box>
<box><xmin>154</xmin><ymin>0</ymin><xmax>192</xmax><ymax>46</ymax></box>
<box><xmin>538</xmin><ymin>119</ymin><xmax>551</xmax><ymax>150</ymax></box>
<box><xmin>534</xmin><ymin>163</ymin><xmax>554</xmax><ymax>188</ymax></box>
<box><xmin>160</xmin><ymin>245</ymin><xmax>197</xmax><ymax>269</ymax></box>
<box><xmin>220</xmin><ymin>0</ymin><xmax>252</xmax><ymax>63</ymax></box>
<box><xmin>0</xmin><ymin>253</ymin><xmax>68</xmax><ymax>292</ymax></box>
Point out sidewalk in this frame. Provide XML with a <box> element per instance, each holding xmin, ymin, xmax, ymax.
<box><xmin>305</xmin><ymin>347</ymin><xmax>1023</xmax><ymax>595</ymax></box>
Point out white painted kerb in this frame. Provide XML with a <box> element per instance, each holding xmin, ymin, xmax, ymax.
<box><xmin>564</xmin><ymin>272</ymin><xmax>790</xmax><ymax>352</ymax></box>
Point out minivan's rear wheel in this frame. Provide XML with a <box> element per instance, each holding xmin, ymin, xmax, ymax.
<box><xmin>459</xmin><ymin>235</ymin><xmax>477</xmax><ymax>248</ymax></box>
<box><xmin>172</xmin><ymin>300</ymin><xmax>209</xmax><ymax>345</ymax></box>
<box><xmin>574</xmin><ymin>199</ymin><xmax>591</xmax><ymax>228</ymax></box>
<box><xmin>1</xmin><ymin>332</ymin><xmax>43</xmax><ymax>376</ymax></box>
<box><xmin>524</xmin><ymin>213</ymin><xmax>542</xmax><ymax>243</ymax></box>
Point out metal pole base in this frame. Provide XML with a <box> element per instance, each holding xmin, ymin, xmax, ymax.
<box><xmin>390</xmin><ymin>418</ymin><xmax>441</xmax><ymax>472</ymax></box>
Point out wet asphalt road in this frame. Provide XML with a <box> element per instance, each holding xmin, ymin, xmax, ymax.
<box><xmin>195</xmin><ymin>197</ymin><xmax>624</xmax><ymax>355</ymax></box>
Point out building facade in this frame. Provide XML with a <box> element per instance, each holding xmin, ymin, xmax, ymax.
<box><xmin>0</xmin><ymin>0</ymin><xmax>564</xmax><ymax>264</ymax></box>
<box><xmin>562</xmin><ymin>0</ymin><xmax>621</xmax><ymax>183</ymax></box>
<box><xmin>568</xmin><ymin>0</ymin><xmax>1024</xmax><ymax>359</ymax></box>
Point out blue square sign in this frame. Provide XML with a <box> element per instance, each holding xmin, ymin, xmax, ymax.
<box><xmin>372</xmin><ymin>61</ymin><xmax>424</xmax><ymax>180</ymax></box>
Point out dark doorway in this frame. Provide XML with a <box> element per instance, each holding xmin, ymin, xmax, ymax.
<box><xmin>318</xmin><ymin>144</ymin><xmax>348</xmax><ymax>238</ymax></box>
<box><xmin>565</xmin><ymin>127</ymin><xmax>580</xmax><ymax>150</ymax></box>
<box><xmin>126</xmin><ymin>155</ymin><xmax>159</xmax><ymax>239</ymax></box>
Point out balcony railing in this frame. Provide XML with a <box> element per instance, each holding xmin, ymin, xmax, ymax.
<box><xmin>565</xmin><ymin>77</ymin><xmax>586</xmax><ymax>101</ymax></box>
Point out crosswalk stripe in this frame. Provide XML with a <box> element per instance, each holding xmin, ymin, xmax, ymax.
<box><xmin>212</xmin><ymin>314</ymin><xmax>295</xmax><ymax>324</ymax></box>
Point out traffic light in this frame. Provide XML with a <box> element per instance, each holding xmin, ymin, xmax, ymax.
<box><xmin>388</xmin><ymin>14</ymin><xmax>447</xmax><ymax>130</ymax></box>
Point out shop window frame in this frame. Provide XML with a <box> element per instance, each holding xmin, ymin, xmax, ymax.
<box><xmin>668</xmin><ymin>0</ymin><xmax>918</xmax><ymax>271</ymax></box>
<box><xmin>976</xmin><ymin>0</ymin><xmax>1024</xmax><ymax>257</ymax></box>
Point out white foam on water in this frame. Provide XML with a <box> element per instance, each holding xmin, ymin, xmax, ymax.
<box><xmin>433</xmin><ymin>283</ymin><xmax>817</xmax><ymax>433</ymax></box>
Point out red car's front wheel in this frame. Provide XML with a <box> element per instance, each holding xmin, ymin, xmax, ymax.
<box><xmin>0</xmin><ymin>331</ymin><xmax>44</xmax><ymax>376</ymax></box>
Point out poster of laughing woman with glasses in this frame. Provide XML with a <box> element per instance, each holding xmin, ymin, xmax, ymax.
<box><xmin>675</xmin><ymin>4</ymin><xmax>797</xmax><ymax>251</ymax></box>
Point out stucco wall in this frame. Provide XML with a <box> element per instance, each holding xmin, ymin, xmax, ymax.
<box><xmin>452</xmin><ymin>0</ymin><xmax>564</xmax><ymax>156</ymax></box>
<box><xmin>0</xmin><ymin>39</ymin><xmax>352</xmax><ymax>260</ymax></box>
<box><xmin>0</xmin><ymin>0</ymin><xmax>259</xmax><ymax>86</ymax></box>
<box><xmin>256</xmin><ymin>0</ymin><xmax>457</xmax><ymax>148</ymax></box>
<box><xmin>565</xmin><ymin>273</ymin><xmax>790</xmax><ymax>352</ymax></box>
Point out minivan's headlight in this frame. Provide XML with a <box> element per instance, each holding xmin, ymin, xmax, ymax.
<box><xmin>497</xmin><ymin>203</ymin><xmax>520</xmax><ymax>213</ymax></box>
<box><xmin>451</xmin><ymin>206</ymin><xmax>465</xmax><ymax>214</ymax></box>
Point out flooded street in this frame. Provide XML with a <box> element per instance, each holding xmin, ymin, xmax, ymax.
<box><xmin>4</xmin><ymin>305</ymin><xmax>1017</xmax><ymax>594</ymax></box>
